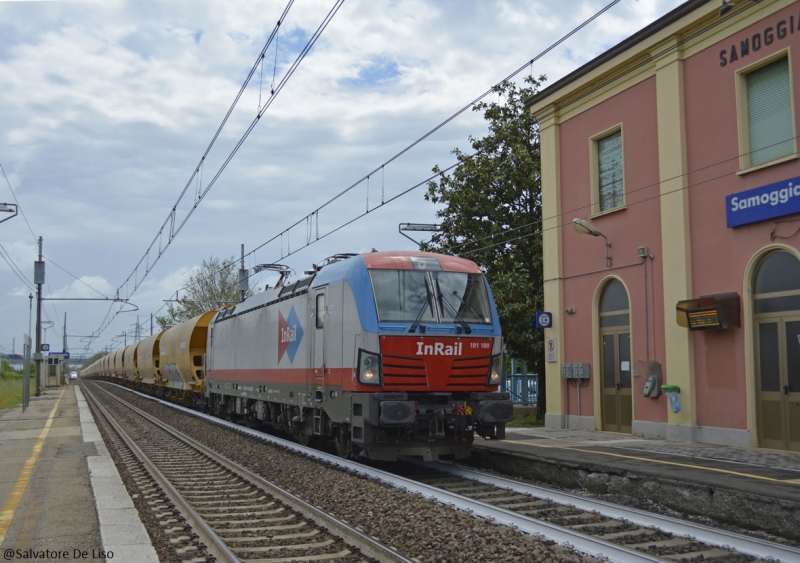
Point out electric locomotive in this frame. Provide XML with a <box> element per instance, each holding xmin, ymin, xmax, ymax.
<box><xmin>84</xmin><ymin>250</ymin><xmax>514</xmax><ymax>462</ymax></box>
<box><xmin>206</xmin><ymin>250</ymin><xmax>512</xmax><ymax>461</ymax></box>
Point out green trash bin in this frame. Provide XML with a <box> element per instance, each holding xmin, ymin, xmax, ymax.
<box><xmin>661</xmin><ymin>385</ymin><xmax>681</xmax><ymax>413</ymax></box>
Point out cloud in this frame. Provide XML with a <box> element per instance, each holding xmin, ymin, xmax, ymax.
<box><xmin>0</xmin><ymin>0</ymin><xmax>686</xmax><ymax>353</ymax></box>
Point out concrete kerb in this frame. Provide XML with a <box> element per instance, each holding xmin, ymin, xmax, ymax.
<box><xmin>468</xmin><ymin>445</ymin><xmax>800</xmax><ymax>541</ymax></box>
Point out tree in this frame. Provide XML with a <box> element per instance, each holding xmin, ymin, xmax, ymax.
<box><xmin>87</xmin><ymin>351</ymin><xmax>107</xmax><ymax>364</ymax></box>
<box><xmin>156</xmin><ymin>256</ymin><xmax>250</xmax><ymax>330</ymax></box>
<box><xmin>422</xmin><ymin>76</ymin><xmax>546</xmax><ymax>417</ymax></box>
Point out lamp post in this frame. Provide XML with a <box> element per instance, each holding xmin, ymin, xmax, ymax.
<box><xmin>398</xmin><ymin>223</ymin><xmax>440</xmax><ymax>249</ymax></box>
<box><xmin>34</xmin><ymin>237</ymin><xmax>44</xmax><ymax>396</ymax></box>
<box><xmin>41</xmin><ymin>321</ymin><xmax>54</xmax><ymax>347</ymax></box>
<box><xmin>572</xmin><ymin>218</ymin><xmax>612</xmax><ymax>267</ymax></box>
<box><xmin>0</xmin><ymin>203</ymin><xmax>18</xmax><ymax>225</ymax></box>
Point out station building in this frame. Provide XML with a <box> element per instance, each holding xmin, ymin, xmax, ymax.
<box><xmin>528</xmin><ymin>0</ymin><xmax>800</xmax><ymax>451</ymax></box>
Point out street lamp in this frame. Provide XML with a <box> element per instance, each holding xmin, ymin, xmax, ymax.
<box><xmin>0</xmin><ymin>203</ymin><xmax>18</xmax><ymax>225</ymax></box>
<box><xmin>398</xmin><ymin>223</ymin><xmax>440</xmax><ymax>248</ymax></box>
<box><xmin>572</xmin><ymin>218</ymin><xmax>612</xmax><ymax>267</ymax></box>
<box><xmin>42</xmin><ymin>321</ymin><xmax>54</xmax><ymax>348</ymax></box>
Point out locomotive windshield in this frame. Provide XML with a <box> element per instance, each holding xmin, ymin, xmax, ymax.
<box><xmin>369</xmin><ymin>269</ymin><xmax>492</xmax><ymax>324</ymax></box>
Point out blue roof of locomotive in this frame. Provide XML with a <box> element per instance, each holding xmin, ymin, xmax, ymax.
<box><xmin>311</xmin><ymin>253</ymin><xmax>501</xmax><ymax>336</ymax></box>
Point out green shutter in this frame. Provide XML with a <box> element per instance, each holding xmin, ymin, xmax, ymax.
<box><xmin>598</xmin><ymin>131</ymin><xmax>623</xmax><ymax>211</ymax></box>
<box><xmin>748</xmin><ymin>58</ymin><xmax>794</xmax><ymax>167</ymax></box>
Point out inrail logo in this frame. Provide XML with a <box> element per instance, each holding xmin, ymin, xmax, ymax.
<box><xmin>278</xmin><ymin>307</ymin><xmax>304</xmax><ymax>363</ymax></box>
<box><xmin>416</xmin><ymin>341</ymin><xmax>462</xmax><ymax>356</ymax></box>
<box><xmin>281</xmin><ymin>325</ymin><xmax>297</xmax><ymax>344</ymax></box>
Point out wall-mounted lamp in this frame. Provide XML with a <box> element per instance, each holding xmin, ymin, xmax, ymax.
<box><xmin>572</xmin><ymin>218</ymin><xmax>612</xmax><ymax>267</ymax></box>
<box><xmin>719</xmin><ymin>1</ymin><xmax>734</xmax><ymax>16</ymax></box>
<box><xmin>565</xmin><ymin>307</ymin><xmax>576</xmax><ymax>314</ymax></box>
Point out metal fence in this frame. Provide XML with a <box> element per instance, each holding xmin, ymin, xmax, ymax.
<box><xmin>501</xmin><ymin>374</ymin><xmax>538</xmax><ymax>405</ymax></box>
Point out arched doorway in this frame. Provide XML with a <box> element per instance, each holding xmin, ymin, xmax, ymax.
<box><xmin>753</xmin><ymin>250</ymin><xmax>800</xmax><ymax>451</ymax></box>
<box><xmin>599</xmin><ymin>278</ymin><xmax>632</xmax><ymax>433</ymax></box>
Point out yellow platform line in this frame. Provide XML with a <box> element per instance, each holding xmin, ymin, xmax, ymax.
<box><xmin>0</xmin><ymin>389</ymin><xmax>65</xmax><ymax>544</ymax></box>
<box><xmin>502</xmin><ymin>439</ymin><xmax>800</xmax><ymax>485</ymax></box>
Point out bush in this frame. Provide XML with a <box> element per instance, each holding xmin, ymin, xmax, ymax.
<box><xmin>506</xmin><ymin>412</ymin><xmax>543</xmax><ymax>428</ymax></box>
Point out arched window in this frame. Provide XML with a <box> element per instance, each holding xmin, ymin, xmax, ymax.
<box><xmin>753</xmin><ymin>251</ymin><xmax>800</xmax><ymax>314</ymax></box>
<box><xmin>599</xmin><ymin>279</ymin><xmax>630</xmax><ymax>326</ymax></box>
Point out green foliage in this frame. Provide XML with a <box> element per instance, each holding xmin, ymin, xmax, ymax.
<box><xmin>506</xmin><ymin>411</ymin><xmax>544</xmax><ymax>428</ymax></box>
<box><xmin>0</xmin><ymin>355</ymin><xmax>32</xmax><ymax>409</ymax></box>
<box><xmin>423</xmin><ymin>76</ymin><xmax>546</xmax><ymax>415</ymax></box>
<box><xmin>87</xmin><ymin>351</ymin><xmax>107</xmax><ymax>364</ymax></box>
<box><xmin>156</xmin><ymin>256</ymin><xmax>253</xmax><ymax>331</ymax></box>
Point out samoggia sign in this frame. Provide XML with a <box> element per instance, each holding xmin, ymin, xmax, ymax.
<box><xmin>726</xmin><ymin>175</ymin><xmax>800</xmax><ymax>228</ymax></box>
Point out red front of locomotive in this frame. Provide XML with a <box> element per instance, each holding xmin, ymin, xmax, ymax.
<box><xmin>346</xmin><ymin>252</ymin><xmax>513</xmax><ymax>460</ymax></box>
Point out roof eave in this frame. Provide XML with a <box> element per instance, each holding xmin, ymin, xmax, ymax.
<box><xmin>524</xmin><ymin>0</ymin><xmax>711</xmax><ymax>110</ymax></box>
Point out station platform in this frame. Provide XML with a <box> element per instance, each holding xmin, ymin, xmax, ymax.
<box><xmin>0</xmin><ymin>384</ymin><xmax>157</xmax><ymax>562</ymax></box>
<box><xmin>471</xmin><ymin>426</ymin><xmax>800</xmax><ymax>539</ymax></box>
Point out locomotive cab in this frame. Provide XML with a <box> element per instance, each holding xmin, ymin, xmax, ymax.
<box><xmin>339</xmin><ymin>251</ymin><xmax>512</xmax><ymax>460</ymax></box>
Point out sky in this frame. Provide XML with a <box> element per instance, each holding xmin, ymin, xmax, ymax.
<box><xmin>0</xmin><ymin>0</ymin><xmax>686</xmax><ymax>360</ymax></box>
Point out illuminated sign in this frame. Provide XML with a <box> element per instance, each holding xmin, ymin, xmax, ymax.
<box><xmin>726</xmin><ymin>175</ymin><xmax>800</xmax><ymax>228</ymax></box>
<box><xmin>686</xmin><ymin>311</ymin><xmax>722</xmax><ymax>330</ymax></box>
<box><xmin>676</xmin><ymin>293</ymin><xmax>740</xmax><ymax>332</ymax></box>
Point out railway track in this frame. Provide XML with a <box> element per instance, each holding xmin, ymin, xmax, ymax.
<box><xmin>385</xmin><ymin>462</ymin><xmax>800</xmax><ymax>563</ymax></box>
<box><xmin>82</xmin><ymin>382</ymin><xmax>411</xmax><ymax>563</ymax></box>
<box><xmin>87</xmin><ymin>382</ymin><xmax>800</xmax><ymax>563</ymax></box>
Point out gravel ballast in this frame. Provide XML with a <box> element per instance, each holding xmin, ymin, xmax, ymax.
<box><xmin>91</xmin><ymin>382</ymin><xmax>600</xmax><ymax>563</ymax></box>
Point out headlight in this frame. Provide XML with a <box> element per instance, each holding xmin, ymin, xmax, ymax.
<box><xmin>358</xmin><ymin>349</ymin><xmax>382</xmax><ymax>385</ymax></box>
<box><xmin>487</xmin><ymin>353</ymin><xmax>502</xmax><ymax>386</ymax></box>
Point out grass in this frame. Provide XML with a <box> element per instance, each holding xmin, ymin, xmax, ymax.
<box><xmin>0</xmin><ymin>373</ymin><xmax>36</xmax><ymax>411</ymax></box>
<box><xmin>506</xmin><ymin>411</ymin><xmax>544</xmax><ymax>427</ymax></box>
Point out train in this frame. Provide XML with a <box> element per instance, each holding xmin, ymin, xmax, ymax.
<box><xmin>82</xmin><ymin>250</ymin><xmax>514</xmax><ymax>461</ymax></box>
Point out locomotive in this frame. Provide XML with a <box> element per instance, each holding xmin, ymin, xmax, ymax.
<box><xmin>83</xmin><ymin>251</ymin><xmax>514</xmax><ymax>461</ymax></box>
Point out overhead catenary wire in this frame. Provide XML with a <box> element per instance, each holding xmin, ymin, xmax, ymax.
<box><xmin>86</xmin><ymin>0</ymin><xmax>345</xmax><ymax>344</ymax></box>
<box><xmin>93</xmin><ymin>129</ymin><xmax>797</xmax><ymax>356</ymax></box>
<box><xmin>0</xmin><ymin>243</ymin><xmax>34</xmax><ymax>290</ymax></box>
<box><xmin>130</xmin><ymin>0</ymin><xmax>630</xmax><ymax>315</ymax></box>
<box><xmin>145</xmin><ymin>131</ymin><xmax>792</xmax><ymax>337</ymax></box>
<box><xmin>43</xmin><ymin>255</ymin><xmax>110</xmax><ymax>298</ymax></box>
<box><xmin>0</xmin><ymin>160</ymin><xmax>38</xmax><ymax>244</ymax></box>
<box><xmin>114</xmin><ymin>0</ymin><xmax>297</xmax><ymax>294</ymax></box>
<box><xmin>530</xmin><ymin>0</ymin><xmax>761</xmax><ymax>126</ymax></box>
<box><xmin>0</xmin><ymin>159</ymin><xmax>38</xmax><ymax>289</ymax></box>
<box><xmin>262</xmin><ymin>0</ymin><xmax>772</xmax><ymax>262</ymax></box>
<box><xmin>83</xmin><ymin>0</ymin><xmax>621</xmax><ymax>352</ymax></box>
<box><xmin>95</xmin><ymin>0</ymin><xmax>761</xmax><ymax>351</ymax></box>
<box><xmin>266</xmin><ymin>132</ymin><xmax>800</xmax><ymax>282</ymax></box>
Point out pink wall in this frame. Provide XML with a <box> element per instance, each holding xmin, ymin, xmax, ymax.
<box><xmin>558</xmin><ymin>76</ymin><xmax>667</xmax><ymax>424</ymax></box>
<box><xmin>683</xmin><ymin>3</ymin><xmax>800</xmax><ymax>430</ymax></box>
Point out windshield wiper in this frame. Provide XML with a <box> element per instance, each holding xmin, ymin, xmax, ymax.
<box><xmin>435</xmin><ymin>280</ymin><xmax>472</xmax><ymax>334</ymax></box>
<box><xmin>451</xmin><ymin>290</ymin><xmax>483</xmax><ymax>322</ymax></box>
<box><xmin>409</xmin><ymin>284</ymin><xmax>433</xmax><ymax>333</ymax></box>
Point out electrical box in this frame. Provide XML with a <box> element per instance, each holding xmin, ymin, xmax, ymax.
<box><xmin>561</xmin><ymin>362</ymin><xmax>590</xmax><ymax>379</ymax></box>
<box><xmin>34</xmin><ymin>260</ymin><xmax>45</xmax><ymax>285</ymax></box>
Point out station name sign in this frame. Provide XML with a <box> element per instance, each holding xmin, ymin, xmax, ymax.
<box><xmin>719</xmin><ymin>15</ymin><xmax>796</xmax><ymax>67</ymax></box>
<box><xmin>726</xmin><ymin>175</ymin><xmax>800</xmax><ymax>227</ymax></box>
